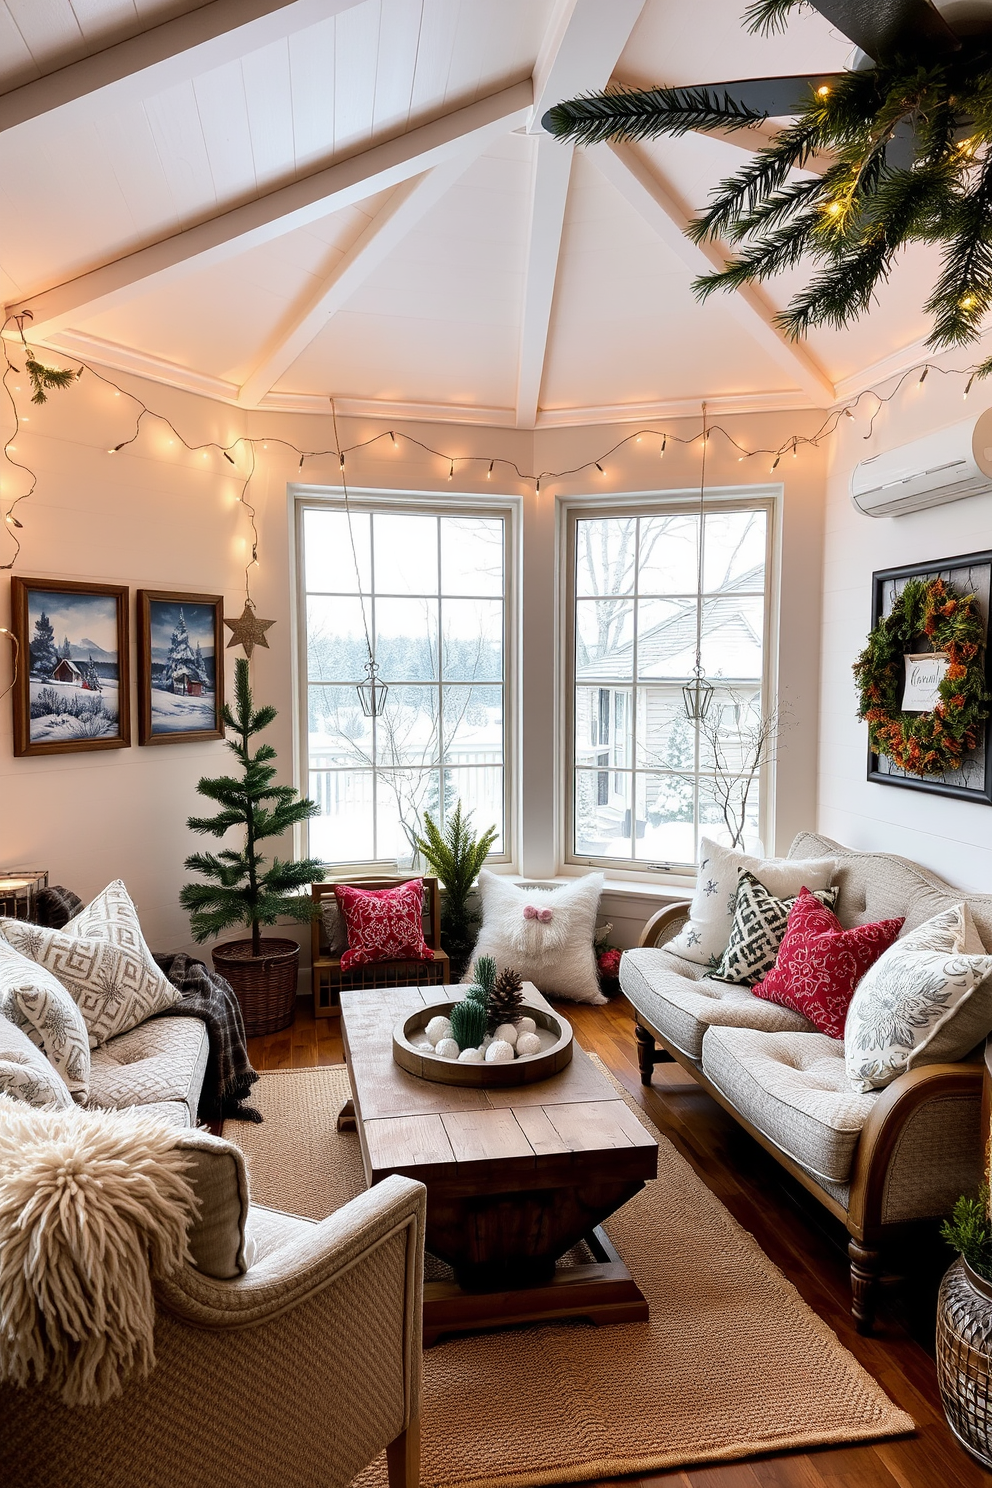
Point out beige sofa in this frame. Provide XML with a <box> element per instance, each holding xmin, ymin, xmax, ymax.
<box><xmin>620</xmin><ymin>832</ymin><xmax>988</xmax><ymax>1333</ymax></box>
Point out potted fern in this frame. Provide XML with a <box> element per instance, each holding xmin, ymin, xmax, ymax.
<box><xmin>180</xmin><ymin>658</ymin><xmax>325</xmax><ymax>1035</ymax></box>
<box><xmin>415</xmin><ymin>802</ymin><xmax>497</xmax><ymax>980</ymax></box>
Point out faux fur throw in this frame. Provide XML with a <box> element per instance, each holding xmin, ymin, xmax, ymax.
<box><xmin>0</xmin><ymin>1095</ymin><xmax>197</xmax><ymax>1406</ymax></box>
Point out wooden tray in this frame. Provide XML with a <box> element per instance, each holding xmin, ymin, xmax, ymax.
<box><xmin>392</xmin><ymin>1001</ymin><xmax>573</xmax><ymax>1087</ymax></box>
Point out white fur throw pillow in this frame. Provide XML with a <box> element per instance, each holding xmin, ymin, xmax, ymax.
<box><xmin>2</xmin><ymin>881</ymin><xmax>179</xmax><ymax>1048</ymax></box>
<box><xmin>470</xmin><ymin>871</ymin><xmax>606</xmax><ymax>1003</ymax></box>
<box><xmin>0</xmin><ymin>1096</ymin><xmax>197</xmax><ymax>1406</ymax></box>
<box><xmin>0</xmin><ymin>938</ymin><xmax>90</xmax><ymax>1101</ymax></box>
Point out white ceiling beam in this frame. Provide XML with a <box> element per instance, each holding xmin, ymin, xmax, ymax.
<box><xmin>530</xmin><ymin>0</ymin><xmax>647</xmax><ymax>133</ymax></box>
<box><xmin>515</xmin><ymin>136</ymin><xmax>574</xmax><ymax>427</ymax></box>
<box><xmin>593</xmin><ymin>141</ymin><xmax>835</xmax><ymax>407</ymax></box>
<box><xmin>516</xmin><ymin>0</ymin><xmax>646</xmax><ymax>426</ymax></box>
<box><xmin>0</xmin><ymin>0</ymin><xmax>367</xmax><ymax>135</ymax></box>
<box><xmin>238</xmin><ymin>154</ymin><xmax>480</xmax><ymax>406</ymax></box>
<box><xmin>4</xmin><ymin>80</ymin><xmax>533</xmax><ymax>340</ymax></box>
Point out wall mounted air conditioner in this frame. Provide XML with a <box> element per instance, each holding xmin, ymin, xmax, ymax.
<box><xmin>850</xmin><ymin>408</ymin><xmax>992</xmax><ymax>517</ymax></box>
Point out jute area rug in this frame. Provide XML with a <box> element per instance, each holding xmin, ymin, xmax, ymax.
<box><xmin>224</xmin><ymin>1061</ymin><xmax>912</xmax><ymax>1487</ymax></box>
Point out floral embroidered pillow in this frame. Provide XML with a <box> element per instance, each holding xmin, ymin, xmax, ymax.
<box><xmin>845</xmin><ymin>904</ymin><xmax>992</xmax><ymax>1092</ymax></box>
<box><xmin>752</xmin><ymin>890</ymin><xmax>903</xmax><ymax>1041</ymax></box>
<box><xmin>334</xmin><ymin>879</ymin><xmax>432</xmax><ymax>971</ymax></box>
<box><xmin>0</xmin><ymin>938</ymin><xmax>90</xmax><ymax>1101</ymax></box>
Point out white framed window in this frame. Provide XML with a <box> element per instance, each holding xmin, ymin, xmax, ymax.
<box><xmin>297</xmin><ymin>496</ymin><xmax>514</xmax><ymax>869</ymax></box>
<box><xmin>564</xmin><ymin>496</ymin><xmax>774</xmax><ymax>873</ymax></box>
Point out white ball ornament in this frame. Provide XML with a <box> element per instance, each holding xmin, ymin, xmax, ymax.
<box><xmin>458</xmin><ymin>1047</ymin><xmax>484</xmax><ymax>1063</ymax></box>
<box><xmin>493</xmin><ymin>1022</ymin><xmax>518</xmax><ymax>1047</ymax></box>
<box><xmin>425</xmin><ymin>1016</ymin><xmax>453</xmax><ymax>1047</ymax></box>
<box><xmin>517</xmin><ymin>1016</ymin><xmax>537</xmax><ymax>1036</ymax></box>
<box><xmin>435</xmin><ymin>1038</ymin><xmax>460</xmax><ymax>1059</ymax></box>
<box><xmin>515</xmin><ymin>1031</ymin><xmax>542</xmax><ymax>1057</ymax></box>
<box><xmin>485</xmin><ymin>1039</ymin><xmax>515</xmax><ymax>1064</ymax></box>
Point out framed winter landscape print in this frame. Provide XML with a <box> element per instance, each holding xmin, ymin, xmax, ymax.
<box><xmin>10</xmin><ymin>577</ymin><xmax>130</xmax><ymax>757</ymax></box>
<box><xmin>137</xmin><ymin>590</ymin><xmax>224</xmax><ymax>746</ymax></box>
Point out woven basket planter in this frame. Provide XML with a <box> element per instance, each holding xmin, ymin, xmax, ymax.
<box><xmin>212</xmin><ymin>937</ymin><xmax>300</xmax><ymax>1038</ymax></box>
<box><xmin>936</xmin><ymin>1255</ymin><xmax>992</xmax><ymax>1469</ymax></box>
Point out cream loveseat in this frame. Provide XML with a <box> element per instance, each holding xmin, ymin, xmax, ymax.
<box><xmin>620</xmin><ymin>832</ymin><xmax>987</xmax><ymax>1334</ymax></box>
<box><xmin>0</xmin><ymin>967</ymin><xmax>427</xmax><ymax>1487</ymax></box>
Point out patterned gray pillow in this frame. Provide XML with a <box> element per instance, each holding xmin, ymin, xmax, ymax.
<box><xmin>0</xmin><ymin>940</ymin><xmax>90</xmax><ymax>1101</ymax></box>
<box><xmin>2</xmin><ymin>890</ymin><xmax>179</xmax><ymax>1049</ymax></box>
<box><xmin>710</xmin><ymin>871</ymin><xmax>839</xmax><ymax>986</ymax></box>
<box><xmin>845</xmin><ymin>904</ymin><xmax>992</xmax><ymax>1092</ymax></box>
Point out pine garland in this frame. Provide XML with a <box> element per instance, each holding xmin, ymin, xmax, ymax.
<box><xmin>543</xmin><ymin>11</ymin><xmax>992</xmax><ymax>353</ymax></box>
<box><xmin>853</xmin><ymin>578</ymin><xmax>989</xmax><ymax>777</ymax></box>
<box><xmin>24</xmin><ymin>356</ymin><xmax>82</xmax><ymax>404</ymax></box>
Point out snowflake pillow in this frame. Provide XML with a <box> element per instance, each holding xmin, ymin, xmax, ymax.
<box><xmin>1</xmin><ymin>909</ymin><xmax>179</xmax><ymax>1050</ymax></box>
<box><xmin>334</xmin><ymin>879</ymin><xmax>433</xmax><ymax>971</ymax></box>
<box><xmin>666</xmin><ymin>838</ymin><xmax>838</xmax><ymax>969</ymax></box>
<box><xmin>0</xmin><ymin>938</ymin><xmax>90</xmax><ymax>1101</ymax></box>
<box><xmin>469</xmin><ymin>871</ymin><xmax>605</xmax><ymax>1004</ymax></box>
<box><xmin>845</xmin><ymin>904</ymin><xmax>992</xmax><ymax>1092</ymax></box>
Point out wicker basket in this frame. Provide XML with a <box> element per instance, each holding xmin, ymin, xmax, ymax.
<box><xmin>936</xmin><ymin>1255</ymin><xmax>992</xmax><ymax>1469</ymax></box>
<box><xmin>212</xmin><ymin>937</ymin><xmax>300</xmax><ymax>1038</ymax></box>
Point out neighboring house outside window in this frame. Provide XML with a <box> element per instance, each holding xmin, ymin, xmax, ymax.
<box><xmin>568</xmin><ymin>501</ymin><xmax>772</xmax><ymax>871</ymax></box>
<box><xmin>299</xmin><ymin>501</ymin><xmax>510</xmax><ymax>867</ymax></box>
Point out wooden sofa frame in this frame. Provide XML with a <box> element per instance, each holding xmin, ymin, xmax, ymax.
<box><xmin>633</xmin><ymin>903</ymin><xmax>984</xmax><ymax>1335</ymax></box>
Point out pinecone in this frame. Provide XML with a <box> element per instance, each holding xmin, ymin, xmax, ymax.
<box><xmin>488</xmin><ymin>966</ymin><xmax>524</xmax><ymax>1031</ymax></box>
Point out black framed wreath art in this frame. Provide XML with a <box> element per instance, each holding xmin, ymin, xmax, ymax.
<box><xmin>854</xmin><ymin>552</ymin><xmax>992</xmax><ymax>806</ymax></box>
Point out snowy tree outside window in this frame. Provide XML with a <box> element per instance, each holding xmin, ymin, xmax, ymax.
<box><xmin>571</xmin><ymin>503</ymin><xmax>770</xmax><ymax>870</ymax></box>
<box><xmin>301</xmin><ymin>506</ymin><xmax>508</xmax><ymax>866</ymax></box>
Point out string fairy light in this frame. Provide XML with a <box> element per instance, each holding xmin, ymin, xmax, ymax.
<box><xmin>1</xmin><ymin>308</ymin><xmax>990</xmax><ymax>599</ymax></box>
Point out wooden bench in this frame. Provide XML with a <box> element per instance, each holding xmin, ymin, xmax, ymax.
<box><xmin>311</xmin><ymin>876</ymin><xmax>451</xmax><ymax>1017</ymax></box>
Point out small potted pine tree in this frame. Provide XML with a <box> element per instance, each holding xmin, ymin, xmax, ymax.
<box><xmin>180</xmin><ymin>657</ymin><xmax>325</xmax><ymax>1035</ymax></box>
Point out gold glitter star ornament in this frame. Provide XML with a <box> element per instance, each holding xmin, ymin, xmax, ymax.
<box><xmin>223</xmin><ymin>600</ymin><xmax>275</xmax><ymax>657</ymax></box>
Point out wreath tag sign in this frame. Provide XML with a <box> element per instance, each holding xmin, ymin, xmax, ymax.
<box><xmin>854</xmin><ymin>577</ymin><xmax>990</xmax><ymax>779</ymax></box>
<box><xmin>901</xmin><ymin>653</ymin><xmax>949</xmax><ymax>712</ymax></box>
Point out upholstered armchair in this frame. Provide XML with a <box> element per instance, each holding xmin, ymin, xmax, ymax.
<box><xmin>1</xmin><ymin>1174</ymin><xmax>427</xmax><ymax>1488</ymax></box>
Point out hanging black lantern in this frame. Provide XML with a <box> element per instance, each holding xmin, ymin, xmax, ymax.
<box><xmin>683</xmin><ymin>400</ymin><xmax>713</xmax><ymax>725</ymax></box>
<box><xmin>357</xmin><ymin>658</ymin><xmax>388</xmax><ymax>718</ymax></box>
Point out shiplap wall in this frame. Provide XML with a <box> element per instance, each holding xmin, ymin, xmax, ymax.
<box><xmin>818</xmin><ymin>357</ymin><xmax>992</xmax><ymax>890</ymax></box>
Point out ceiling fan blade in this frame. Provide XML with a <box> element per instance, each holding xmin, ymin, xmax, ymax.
<box><xmin>680</xmin><ymin>74</ymin><xmax>840</xmax><ymax>115</ymax></box>
<box><xmin>806</xmin><ymin>0</ymin><xmax>959</xmax><ymax>59</ymax></box>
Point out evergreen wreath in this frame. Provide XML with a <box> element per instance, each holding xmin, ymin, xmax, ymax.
<box><xmin>853</xmin><ymin>577</ymin><xmax>989</xmax><ymax>777</ymax></box>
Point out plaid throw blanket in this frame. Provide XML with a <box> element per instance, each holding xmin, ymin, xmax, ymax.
<box><xmin>153</xmin><ymin>953</ymin><xmax>262</xmax><ymax>1124</ymax></box>
<box><xmin>33</xmin><ymin>886</ymin><xmax>261</xmax><ymax>1124</ymax></box>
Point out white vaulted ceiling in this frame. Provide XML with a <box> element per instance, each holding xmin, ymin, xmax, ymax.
<box><xmin>0</xmin><ymin>0</ymin><xmax>961</xmax><ymax>425</ymax></box>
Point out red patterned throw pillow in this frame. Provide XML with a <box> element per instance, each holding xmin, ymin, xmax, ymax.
<box><xmin>334</xmin><ymin>880</ymin><xmax>432</xmax><ymax>971</ymax></box>
<box><xmin>752</xmin><ymin>889</ymin><xmax>903</xmax><ymax>1040</ymax></box>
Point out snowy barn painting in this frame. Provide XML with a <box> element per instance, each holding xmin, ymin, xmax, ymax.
<box><xmin>138</xmin><ymin>591</ymin><xmax>224</xmax><ymax>745</ymax></box>
<box><xmin>11</xmin><ymin>578</ymin><xmax>129</xmax><ymax>757</ymax></box>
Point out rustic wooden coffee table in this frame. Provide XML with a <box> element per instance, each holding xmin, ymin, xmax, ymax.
<box><xmin>340</xmin><ymin>983</ymin><xmax>658</xmax><ymax>1344</ymax></box>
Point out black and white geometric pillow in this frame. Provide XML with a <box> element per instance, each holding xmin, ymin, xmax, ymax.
<box><xmin>709</xmin><ymin>871</ymin><xmax>838</xmax><ymax>987</ymax></box>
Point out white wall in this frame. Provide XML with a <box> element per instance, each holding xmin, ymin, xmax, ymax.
<box><xmin>0</xmin><ymin>365</ymin><xmax>827</xmax><ymax>958</ymax></box>
<box><xmin>818</xmin><ymin>355</ymin><xmax>992</xmax><ymax>889</ymax></box>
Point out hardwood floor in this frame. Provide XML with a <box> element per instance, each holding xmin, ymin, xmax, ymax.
<box><xmin>246</xmin><ymin>992</ymin><xmax>992</xmax><ymax>1488</ymax></box>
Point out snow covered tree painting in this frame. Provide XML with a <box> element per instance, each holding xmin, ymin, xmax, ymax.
<box><xmin>139</xmin><ymin>592</ymin><xmax>223</xmax><ymax>744</ymax></box>
<box><xmin>12</xmin><ymin>580</ymin><xmax>128</xmax><ymax>756</ymax></box>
